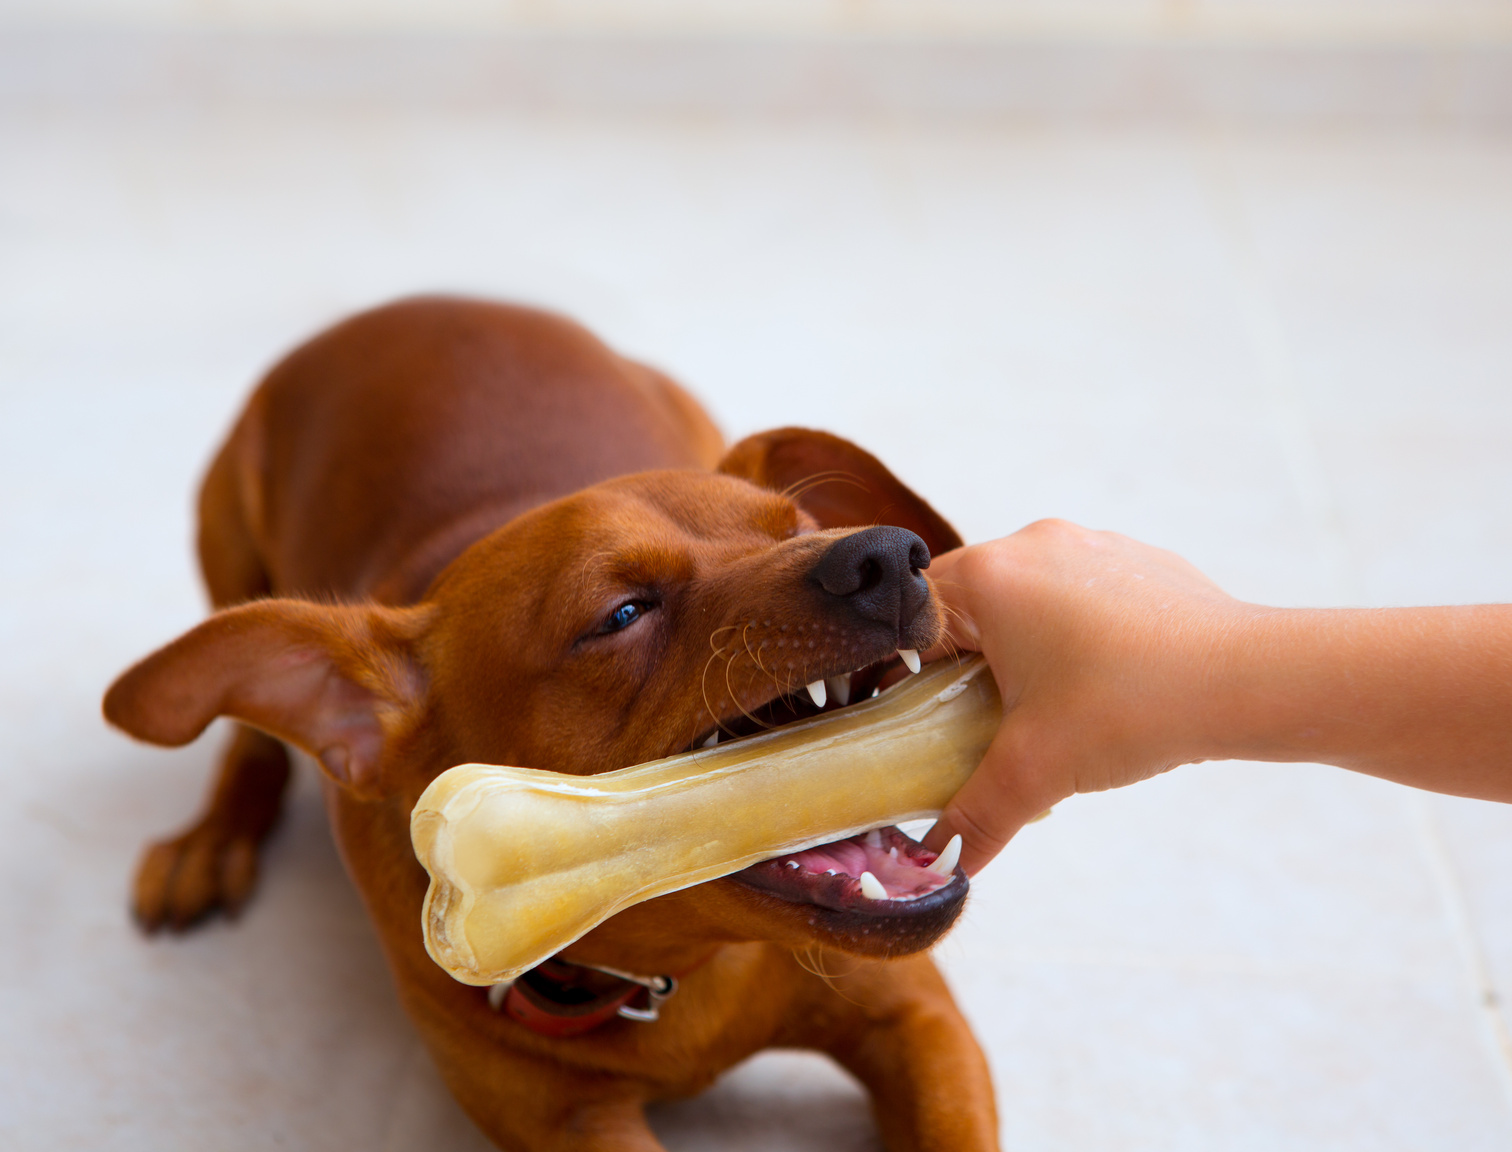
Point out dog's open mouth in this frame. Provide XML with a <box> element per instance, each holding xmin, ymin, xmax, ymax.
<box><xmin>729</xmin><ymin>822</ymin><xmax>963</xmax><ymax>915</ymax></box>
<box><xmin>681</xmin><ymin>648</ymin><xmax>966</xmax><ymax>918</ymax></box>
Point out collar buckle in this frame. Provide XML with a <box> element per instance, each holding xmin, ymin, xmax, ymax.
<box><xmin>486</xmin><ymin>957</ymin><xmax>680</xmax><ymax>1036</ymax></box>
<box><xmin>594</xmin><ymin>968</ymin><xmax>677</xmax><ymax>1023</ymax></box>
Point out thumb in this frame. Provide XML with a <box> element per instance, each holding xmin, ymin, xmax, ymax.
<box><xmin>921</xmin><ymin>721</ymin><xmax>1058</xmax><ymax>877</ymax></box>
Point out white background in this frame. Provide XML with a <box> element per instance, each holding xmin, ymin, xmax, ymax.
<box><xmin>3</xmin><ymin>6</ymin><xmax>1512</xmax><ymax>1149</ymax></box>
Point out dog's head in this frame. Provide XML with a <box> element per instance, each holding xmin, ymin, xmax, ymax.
<box><xmin>106</xmin><ymin>428</ymin><xmax>968</xmax><ymax>961</ymax></box>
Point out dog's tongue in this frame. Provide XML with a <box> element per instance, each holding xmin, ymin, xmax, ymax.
<box><xmin>410</xmin><ymin>657</ymin><xmax>1001</xmax><ymax>987</ymax></box>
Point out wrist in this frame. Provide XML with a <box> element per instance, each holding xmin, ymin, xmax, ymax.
<box><xmin>1199</xmin><ymin>606</ymin><xmax>1358</xmax><ymax>765</ymax></box>
<box><xmin>1164</xmin><ymin>600</ymin><xmax>1288</xmax><ymax>767</ymax></box>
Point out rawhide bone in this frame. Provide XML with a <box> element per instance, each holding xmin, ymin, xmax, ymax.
<box><xmin>411</xmin><ymin>655</ymin><xmax>1001</xmax><ymax>985</ymax></box>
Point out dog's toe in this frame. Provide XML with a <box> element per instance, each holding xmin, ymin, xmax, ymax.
<box><xmin>218</xmin><ymin>836</ymin><xmax>259</xmax><ymax>918</ymax></box>
<box><xmin>132</xmin><ymin>825</ymin><xmax>262</xmax><ymax>933</ymax></box>
<box><xmin>132</xmin><ymin>838</ymin><xmax>181</xmax><ymax>931</ymax></box>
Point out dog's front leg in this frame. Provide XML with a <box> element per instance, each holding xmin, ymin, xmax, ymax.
<box><xmin>132</xmin><ymin>724</ymin><xmax>291</xmax><ymax>930</ymax></box>
<box><xmin>813</xmin><ymin>956</ymin><xmax>1000</xmax><ymax>1152</ymax></box>
<box><xmin>429</xmin><ymin>1038</ymin><xmax>666</xmax><ymax>1152</ymax></box>
<box><xmin>558</xmin><ymin>1101</ymin><xmax>667</xmax><ymax>1152</ymax></box>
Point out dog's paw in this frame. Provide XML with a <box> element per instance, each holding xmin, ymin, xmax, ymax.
<box><xmin>132</xmin><ymin>823</ymin><xmax>260</xmax><ymax>932</ymax></box>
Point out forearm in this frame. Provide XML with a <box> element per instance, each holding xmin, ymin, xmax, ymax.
<box><xmin>1207</xmin><ymin>605</ymin><xmax>1512</xmax><ymax>801</ymax></box>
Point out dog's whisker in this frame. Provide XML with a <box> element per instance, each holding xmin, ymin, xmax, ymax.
<box><xmin>779</xmin><ymin>470</ymin><xmax>868</xmax><ymax>505</ymax></box>
<box><xmin>792</xmin><ymin>945</ymin><xmax>825</xmax><ymax>980</ymax></box>
<box><xmin>723</xmin><ymin>653</ymin><xmax>768</xmax><ymax>732</ymax></box>
<box><xmin>574</xmin><ymin>548</ymin><xmax>617</xmax><ymax>583</ymax></box>
<box><xmin>934</xmin><ymin>604</ymin><xmax>971</xmax><ymax>666</ymax></box>
<box><xmin>938</xmin><ymin>600</ymin><xmax>967</xmax><ymax>627</ymax></box>
<box><xmin>707</xmin><ymin>623</ymin><xmax>740</xmax><ymax>653</ymax></box>
<box><xmin>699</xmin><ymin>650</ymin><xmax>727</xmax><ymax>737</ymax></box>
<box><xmin>790</xmin><ymin>946</ymin><xmax>866</xmax><ymax>1005</ymax></box>
<box><xmin>740</xmin><ymin>622</ymin><xmax>767</xmax><ymax>675</ymax></box>
<box><xmin>748</xmin><ymin>633</ymin><xmax>771</xmax><ymax>677</ymax></box>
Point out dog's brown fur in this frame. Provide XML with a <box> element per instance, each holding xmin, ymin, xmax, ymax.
<box><xmin>104</xmin><ymin>297</ymin><xmax>999</xmax><ymax>1152</ymax></box>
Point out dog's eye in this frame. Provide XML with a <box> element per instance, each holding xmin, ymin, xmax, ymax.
<box><xmin>600</xmin><ymin>601</ymin><xmax>646</xmax><ymax>634</ymax></box>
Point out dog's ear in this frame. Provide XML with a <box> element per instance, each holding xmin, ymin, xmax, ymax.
<box><xmin>718</xmin><ymin>427</ymin><xmax>963</xmax><ymax>557</ymax></box>
<box><xmin>103</xmin><ymin>599</ymin><xmax>435</xmax><ymax>799</ymax></box>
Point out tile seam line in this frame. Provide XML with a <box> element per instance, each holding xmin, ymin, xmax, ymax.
<box><xmin>1408</xmin><ymin>792</ymin><xmax>1512</xmax><ymax>1114</ymax></box>
<box><xmin>7</xmin><ymin>23</ymin><xmax>1512</xmax><ymax>45</ymax></box>
<box><xmin>1198</xmin><ymin>119</ymin><xmax>1512</xmax><ymax>1117</ymax></box>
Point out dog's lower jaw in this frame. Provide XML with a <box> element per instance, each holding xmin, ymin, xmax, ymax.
<box><xmin>706</xmin><ymin>875</ymin><xmax>970</xmax><ymax>960</ymax></box>
<box><xmin>557</xmin><ymin>870</ymin><xmax>968</xmax><ymax>987</ymax></box>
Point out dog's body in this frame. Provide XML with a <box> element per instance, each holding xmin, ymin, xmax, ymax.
<box><xmin>106</xmin><ymin>298</ymin><xmax>999</xmax><ymax>1151</ymax></box>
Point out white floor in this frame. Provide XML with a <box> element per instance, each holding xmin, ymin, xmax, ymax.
<box><xmin>3</xmin><ymin>100</ymin><xmax>1512</xmax><ymax>1151</ymax></box>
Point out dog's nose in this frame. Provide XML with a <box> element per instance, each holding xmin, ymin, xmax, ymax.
<box><xmin>810</xmin><ymin>526</ymin><xmax>932</xmax><ymax>633</ymax></box>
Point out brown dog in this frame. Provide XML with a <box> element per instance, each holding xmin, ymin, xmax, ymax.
<box><xmin>104</xmin><ymin>297</ymin><xmax>999</xmax><ymax>1152</ymax></box>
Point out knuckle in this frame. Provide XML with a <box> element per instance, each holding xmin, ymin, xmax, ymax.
<box><xmin>948</xmin><ymin>804</ymin><xmax>1007</xmax><ymax>857</ymax></box>
<box><xmin>1025</xmin><ymin>517</ymin><xmax>1076</xmax><ymax>541</ymax></box>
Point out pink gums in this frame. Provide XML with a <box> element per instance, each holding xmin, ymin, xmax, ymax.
<box><xmin>778</xmin><ymin>830</ymin><xmax>951</xmax><ymax>900</ymax></box>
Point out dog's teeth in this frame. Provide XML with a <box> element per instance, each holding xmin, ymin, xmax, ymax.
<box><xmin>898</xmin><ymin>648</ymin><xmax>921</xmax><ymax>674</ymax></box>
<box><xmin>859</xmin><ymin>871</ymin><xmax>887</xmax><ymax>900</ymax></box>
<box><xmin>926</xmin><ymin>833</ymin><xmax>962</xmax><ymax>876</ymax></box>
<box><xmin>701</xmin><ymin>730</ymin><xmax>720</xmax><ymax>748</ymax></box>
<box><xmin>806</xmin><ymin>679</ymin><xmax>827</xmax><ymax>708</ymax></box>
<box><xmin>824</xmin><ymin>868</ymin><xmax>838</xmax><ymax>876</ymax></box>
<box><xmin>487</xmin><ymin>982</ymin><xmax>511</xmax><ymax>1010</ymax></box>
<box><xmin>784</xmin><ymin>859</ymin><xmax>800</xmax><ymax>870</ymax></box>
<box><xmin>863</xmin><ymin>828</ymin><xmax>883</xmax><ymax>849</ymax></box>
<box><xmin>825</xmin><ymin>672</ymin><xmax>851</xmax><ymax>707</ymax></box>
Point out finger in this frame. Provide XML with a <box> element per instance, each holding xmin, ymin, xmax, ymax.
<box><xmin>920</xmin><ymin>723</ymin><xmax>1060</xmax><ymax>876</ymax></box>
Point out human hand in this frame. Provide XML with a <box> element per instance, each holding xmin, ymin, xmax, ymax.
<box><xmin>921</xmin><ymin>520</ymin><xmax>1251</xmax><ymax>875</ymax></box>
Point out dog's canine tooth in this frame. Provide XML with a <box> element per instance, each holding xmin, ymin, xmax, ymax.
<box><xmin>863</xmin><ymin>828</ymin><xmax>883</xmax><ymax>849</ymax></box>
<box><xmin>411</xmin><ymin>655</ymin><xmax>1000</xmax><ymax>985</ymax></box>
<box><xmin>702</xmin><ymin>730</ymin><xmax>720</xmax><ymax>748</ymax></box>
<box><xmin>858</xmin><ymin>871</ymin><xmax>887</xmax><ymax>900</ymax></box>
<box><xmin>825</xmin><ymin>672</ymin><xmax>851</xmax><ymax>707</ymax></box>
<box><xmin>926</xmin><ymin>834</ymin><xmax>962</xmax><ymax>877</ymax></box>
<box><xmin>898</xmin><ymin>649</ymin><xmax>921</xmax><ymax>674</ymax></box>
<box><xmin>806</xmin><ymin>679</ymin><xmax>827</xmax><ymax>708</ymax></box>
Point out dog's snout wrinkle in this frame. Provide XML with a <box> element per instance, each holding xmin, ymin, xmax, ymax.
<box><xmin>810</xmin><ymin>526</ymin><xmax>931</xmax><ymax>634</ymax></box>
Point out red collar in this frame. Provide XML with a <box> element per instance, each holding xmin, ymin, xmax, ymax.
<box><xmin>490</xmin><ymin>957</ymin><xmax>683</xmax><ymax>1039</ymax></box>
